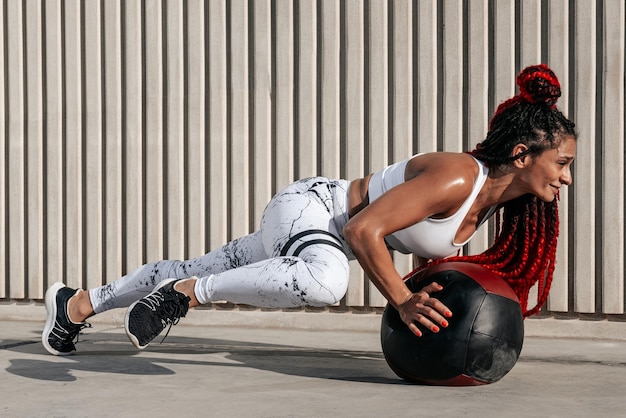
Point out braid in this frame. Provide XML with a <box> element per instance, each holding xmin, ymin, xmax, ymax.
<box><xmin>411</xmin><ymin>64</ymin><xmax>576</xmax><ymax>317</ymax></box>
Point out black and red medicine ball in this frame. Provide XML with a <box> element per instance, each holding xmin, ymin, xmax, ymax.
<box><xmin>381</xmin><ymin>262</ymin><xmax>524</xmax><ymax>386</ymax></box>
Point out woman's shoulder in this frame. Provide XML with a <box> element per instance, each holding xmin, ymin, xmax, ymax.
<box><xmin>400</xmin><ymin>152</ymin><xmax>482</xmax><ymax>217</ymax></box>
<box><xmin>407</xmin><ymin>152</ymin><xmax>479</xmax><ymax>181</ymax></box>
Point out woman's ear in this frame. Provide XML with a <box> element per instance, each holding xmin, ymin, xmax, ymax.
<box><xmin>511</xmin><ymin>144</ymin><xmax>530</xmax><ymax>168</ymax></box>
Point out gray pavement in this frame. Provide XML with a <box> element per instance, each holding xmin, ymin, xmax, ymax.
<box><xmin>1</xmin><ymin>317</ymin><xmax>626</xmax><ymax>418</ymax></box>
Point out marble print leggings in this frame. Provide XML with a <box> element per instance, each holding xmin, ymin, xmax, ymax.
<box><xmin>89</xmin><ymin>177</ymin><xmax>354</xmax><ymax>313</ymax></box>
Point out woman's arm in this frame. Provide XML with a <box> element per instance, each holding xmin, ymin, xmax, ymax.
<box><xmin>343</xmin><ymin>155</ymin><xmax>474</xmax><ymax>335</ymax></box>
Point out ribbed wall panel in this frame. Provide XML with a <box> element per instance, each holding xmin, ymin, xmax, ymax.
<box><xmin>1</xmin><ymin>0</ymin><xmax>624</xmax><ymax>317</ymax></box>
<box><xmin>0</xmin><ymin>0</ymin><xmax>5</xmax><ymax>299</ymax></box>
<box><xmin>547</xmin><ymin>0</ymin><xmax>571</xmax><ymax>313</ymax></box>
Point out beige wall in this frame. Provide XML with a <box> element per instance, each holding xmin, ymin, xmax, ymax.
<box><xmin>0</xmin><ymin>0</ymin><xmax>624</xmax><ymax>316</ymax></box>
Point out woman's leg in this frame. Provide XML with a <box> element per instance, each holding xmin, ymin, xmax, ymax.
<box><xmin>88</xmin><ymin>231</ymin><xmax>268</xmax><ymax>314</ymax></box>
<box><xmin>43</xmin><ymin>229</ymin><xmax>268</xmax><ymax>356</ymax></box>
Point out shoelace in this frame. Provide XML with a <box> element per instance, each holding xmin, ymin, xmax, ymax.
<box><xmin>55</xmin><ymin>321</ymin><xmax>92</xmax><ymax>346</ymax></box>
<box><xmin>160</xmin><ymin>292</ymin><xmax>189</xmax><ymax>344</ymax></box>
<box><xmin>138</xmin><ymin>291</ymin><xmax>168</xmax><ymax>312</ymax></box>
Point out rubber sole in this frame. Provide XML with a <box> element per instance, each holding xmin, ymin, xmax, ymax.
<box><xmin>41</xmin><ymin>282</ymin><xmax>71</xmax><ymax>356</ymax></box>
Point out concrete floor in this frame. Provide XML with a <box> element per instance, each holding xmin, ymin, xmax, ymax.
<box><xmin>1</xmin><ymin>316</ymin><xmax>625</xmax><ymax>418</ymax></box>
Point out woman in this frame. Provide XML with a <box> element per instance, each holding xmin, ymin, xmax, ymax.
<box><xmin>43</xmin><ymin>64</ymin><xmax>577</xmax><ymax>355</ymax></box>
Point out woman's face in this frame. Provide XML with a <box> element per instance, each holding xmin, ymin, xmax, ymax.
<box><xmin>520</xmin><ymin>135</ymin><xmax>577</xmax><ymax>202</ymax></box>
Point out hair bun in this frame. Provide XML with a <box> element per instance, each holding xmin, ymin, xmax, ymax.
<box><xmin>516</xmin><ymin>64</ymin><xmax>561</xmax><ymax>107</ymax></box>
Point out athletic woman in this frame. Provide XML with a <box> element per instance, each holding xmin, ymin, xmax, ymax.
<box><xmin>42</xmin><ymin>64</ymin><xmax>577</xmax><ymax>355</ymax></box>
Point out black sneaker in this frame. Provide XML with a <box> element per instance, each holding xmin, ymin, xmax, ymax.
<box><xmin>42</xmin><ymin>282</ymin><xmax>91</xmax><ymax>356</ymax></box>
<box><xmin>124</xmin><ymin>279</ymin><xmax>191</xmax><ymax>350</ymax></box>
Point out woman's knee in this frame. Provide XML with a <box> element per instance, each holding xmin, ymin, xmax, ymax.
<box><xmin>289</xmin><ymin>256</ymin><xmax>349</xmax><ymax>307</ymax></box>
<box><xmin>302</xmin><ymin>280</ymin><xmax>348</xmax><ymax>306</ymax></box>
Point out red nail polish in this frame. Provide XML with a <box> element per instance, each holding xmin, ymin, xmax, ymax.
<box><xmin>441</xmin><ymin>320</ymin><xmax>449</xmax><ymax>328</ymax></box>
<box><xmin>445</xmin><ymin>311</ymin><xmax>452</xmax><ymax>318</ymax></box>
<box><xmin>432</xmin><ymin>325</ymin><xmax>439</xmax><ymax>333</ymax></box>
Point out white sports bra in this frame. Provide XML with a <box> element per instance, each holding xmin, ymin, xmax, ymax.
<box><xmin>367</xmin><ymin>155</ymin><xmax>496</xmax><ymax>259</ymax></box>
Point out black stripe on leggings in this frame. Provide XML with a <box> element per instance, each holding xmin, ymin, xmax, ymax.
<box><xmin>292</xmin><ymin>239</ymin><xmax>345</xmax><ymax>257</ymax></box>
<box><xmin>280</xmin><ymin>229</ymin><xmax>341</xmax><ymax>256</ymax></box>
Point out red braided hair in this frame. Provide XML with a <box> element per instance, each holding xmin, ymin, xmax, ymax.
<box><xmin>410</xmin><ymin>64</ymin><xmax>576</xmax><ymax>317</ymax></box>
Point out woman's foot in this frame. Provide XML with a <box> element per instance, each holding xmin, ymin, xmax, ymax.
<box><xmin>124</xmin><ymin>279</ymin><xmax>192</xmax><ymax>350</ymax></box>
<box><xmin>42</xmin><ymin>283</ymin><xmax>91</xmax><ymax>356</ymax></box>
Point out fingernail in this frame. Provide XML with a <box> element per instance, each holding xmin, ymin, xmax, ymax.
<box><xmin>441</xmin><ymin>320</ymin><xmax>449</xmax><ymax>328</ymax></box>
<box><xmin>432</xmin><ymin>325</ymin><xmax>439</xmax><ymax>333</ymax></box>
<box><xmin>445</xmin><ymin>311</ymin><xmax>452</xmax><ymax>318</ymax></box>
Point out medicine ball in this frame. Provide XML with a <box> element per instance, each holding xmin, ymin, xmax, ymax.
<box><xmin>381</xmin><ymin>262</ymin><xmax>524</xmax><ymax>386</ymax></box>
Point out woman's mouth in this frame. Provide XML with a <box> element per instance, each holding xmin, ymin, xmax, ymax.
<box><xmin>550</xmin><ymin>185</ymin><xmax>560</xmax><ymax>200</ymax></box>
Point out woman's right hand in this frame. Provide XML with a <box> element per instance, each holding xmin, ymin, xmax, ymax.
<box><xmin>397</xmin><ymin>282</ymin><xmax>452</xmax><ymax>337</ymax></box>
